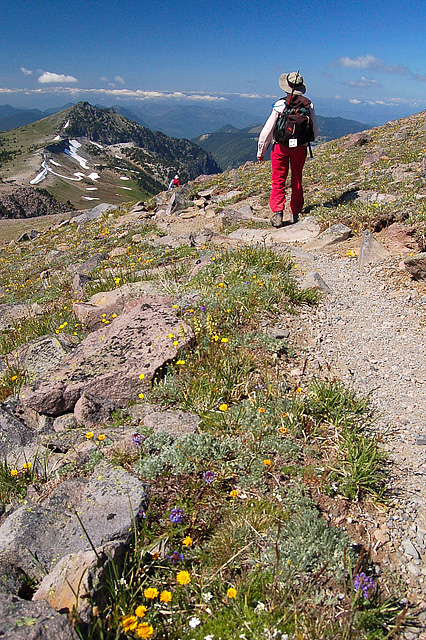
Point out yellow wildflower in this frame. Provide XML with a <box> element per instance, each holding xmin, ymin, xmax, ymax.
<box><xmin>121</xmin><ymin>614</ymin><xmax>138</xmax><ymax>631</ymax></box>
<box><xmin>134</xmin><ymin>605</ymin><xmax>147</xmax><ymax>618</ymax></box>
<box><xmin>98</xmin><ymin>434</ymin><xmax>105</xmax><ymax>441</ymax></box>
<box><xmin>263</xmin><ymin>459</ymin><xmax>272</xmax><ymax>466</ymax></box>
<box><xmin>144</xmin><ymin>587</ymin><xmax>159</xmax><ymax>599</ymax></box>
<box><xmin>176</xmin><ymin>570</ymin><xmax>191</xmax><ymax>585</ymax></box>
<box><xmin>182</xmin><ymin>536</ymin><xmax>193</xmax><ymax>547</ymax></box>
<box><xmin>227</xmin><ymin>587</ymin><xmax>237</xmax><ymax>599</ymax></box>
<box><xmin>230</xmin><ymin>489</ymin><xmax>239</xmax><ymax>498</ymax></box>
<box><xmin>136</xmin><ymin>623</ymin><xmax>154</xmax><ymax>638</ymax></box>
<box><xmin>85</xmin><ymin>432</ymin><xmax>94</xmax><ymax>439</ymax></box>
<box><xmin>219</xmin><ymin>404</ymin><xmax>228</xmax><ymax>412</ymax></box>
<box><xmin>160</xmin><ymin>590</ymin><xmax>172</xmax><ymax>602</ymax></box>
<box><xmin>10</xmin><ymin>469</ymin><xmax>18</xmax><ymax>476</ymax></box>
<box><xmin>23</xmin><ymin>462</ymin><xmax>32</xmax><ymax>470</ymax></box>
<box><xmin>139</xmin><ymin>373</ymin><xmax>145</xmax><ymax>380</ymax></box>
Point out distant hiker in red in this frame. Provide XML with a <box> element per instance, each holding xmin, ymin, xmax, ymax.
<box><xmin>168</xmin><ymin>174</ymin><xmax>180</xmax><ymax>189</ymax></box>
<box><xmin>257</xmin><ymin>72</ymin><xmax>318</xmax><ymax>227</ymax></box>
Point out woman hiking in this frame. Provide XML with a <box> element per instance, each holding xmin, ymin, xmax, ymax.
<box><xmin>257</xmin><ymin>72</ymin><xmax>318</xmax><ymax>227</ymax></box>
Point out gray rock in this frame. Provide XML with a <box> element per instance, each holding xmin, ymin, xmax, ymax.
<box><xmin>0</xmin><ymin>461</ymin><xmax>147</xmax><ymax>580</ymax></box>
<box><xmin>358</xmin><ymin>230</ymin><xmax>390</xmax><ymax>267</ymax></box>
<box><xmin>305</xmin><ymin>223</ymin><xmax>351</xmax><ymax>250</ymax></box>
<box><xmin>45</xmin><ymin>249</ymin><xmax>66</xmax><ymax>264</ymax></box>
<box><xmin>72</xmin><ymin>203</ymin><xmax>115</xmax><ymax>224</ymax></box>
<box><xmin>7</xmin><ymin>334</ymin><xmax>77</xmax><ymax>383</ymax></box>
<box><xmin>0</xmin><ymin>561</ymin><xmax>28</xmax><ymax>596</ymax></box>
<box><xmin>71</xmin><ymin>272</ymin><xmax>90</xmax><ymax>298</ymax></box>
<box><xmin>343</xmin><ymin>132</ymin><xmax>372</xmax><ymax>148</ymax></box>
<box><xmin>0</xmin><ymin>405</ymin><xmax>36</xmax><ymax>458</ymax></box>
<box><xmin>407</xmin><ymin>562</ymin><xmax>422</xmax><ymax>576</ymax></box>
<box><xmin>362</xmin><ymin>150</ymin><xmax>386</xmax><ymax>167</ymax></box>
<box><xmin>0</xmin><ymin>303</ymin><xmax>31</xmax><ymax>331</ymax></box>
<box><xmin>402</xmin><ymin>538</ymin><xmax>420</xmax><ymax>560</ymax></box>
<box><xmin>0</xmin><ymin>593</ymin><xmax>78</xmax><ymax>639</ymax></box>
<box><xmin>67</xmin><ymin>253</ymin><xmax>107</xmax><ymax>276</ymax></box>
<box><xmin>53</xmin><ymin>414</ymin><xmax>77</xmax><ymax>432</ymax></box>
<box><xmin>301</xmin><ymin>271</ymin><xmax>332</xmax><ymax>293</ymax></box>
<box><xmin>266</xmin><ymin>328</ymin><xmax>290</xmax><ymax>340</ymax></box>
<box><xmin>341</xmin><ymin>190</ymin><xmax>397</xmax><ymax>205</ymax></box>
<box><xmin>165</xmin><ymin>191</ymin><xmax>187</xmax><ymax>215</ymax></box>
<box><xmin>74</xmin><ymin>391</ymin><xmax>118</xmax><ymax>428</ymax></box>
<box><xmin>33</xmin><ymin>540</ymin><xmax>126</xmax><ymax>621</ymax></box>
<box><xmin>404</xmin><ymin>253</ymin><xmax>426</xmax><ymax>280</ymax></box>
<box><xmin>21</xmin><ymin>297</ymin><xmax>193</xmax><ymax>417</ymax></box>
<box><xmin>143</xmin><ymin>410</ymin><xmax>199</xmax><ymax>437</ymax></box>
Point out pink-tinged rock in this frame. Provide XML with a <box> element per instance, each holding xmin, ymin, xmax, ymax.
<box><xmin>73</xmin><ymin>281</ymin><xmax>160</xmax><ymax>330</ymax></box>
<box><xmin>386</xmin><ymin>223</ymin><xmax>421</xmax><ymax>255</ymax></box>
<box><xmin>21</xmin><ymin>297</ymin><xmax>193</xmax><ymax>417</ymax></box>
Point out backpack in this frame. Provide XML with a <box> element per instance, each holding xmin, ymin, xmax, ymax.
<box><xmin>274</xmin><ymin>95</ymin><xmax>315</xmax><ymax>146</ymax></box>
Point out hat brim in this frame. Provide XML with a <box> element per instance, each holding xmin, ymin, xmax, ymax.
<box><xmin>279</xmin><ymin>73</ymin><xmax>306</xmax><ymax>95</ymax></box>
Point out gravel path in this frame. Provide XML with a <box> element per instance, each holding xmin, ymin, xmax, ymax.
<box><xmin>293</xmin><ymin>249</ymin><xmax>426</xmax><ymax>637</ymax></box>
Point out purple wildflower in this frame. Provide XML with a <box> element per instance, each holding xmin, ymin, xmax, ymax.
<box><xmin>353</xmin><ymin>572</ymin><xmax>375</xmax><ymax>599</ymax></box>
<box><xmin>203</xmin><ymin>470</ymin><xmax>216</xmax><ymax>483</ymax></box>
<box><xmin>137</xmin><ymin>508</ymin><xmax>147</xmax><ymax>519</ymax></box>
<box><xmin>169</xmin><ymin>507</ymin><xmax>183</xmax><ymax>524</ymax></box>
<box><xmin>132</xmin><ymin>433</ymin><xmax>143</xmax><ymax>447</ymax></box>
<box><xmin>200</xmin><ymin>305</ymin><xmax>207</xmax><ymax>312</ymax></box>
<box><xmin>168</xmin><ymin>550</ymin><xmax>184</xmax><ymax>564</ymax></box>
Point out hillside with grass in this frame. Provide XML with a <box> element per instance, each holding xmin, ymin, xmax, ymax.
<box><xmin>1</xmin><ymin>110</ymin><xmax>426</xmax><ymax>639</ymax></box>
<box><xmin>0</xmin><ymin>102</ymin><xmax>221</xmax><ymax>212</ymax></box>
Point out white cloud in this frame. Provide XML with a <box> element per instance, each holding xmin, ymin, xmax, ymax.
<box><xmin>345</xmin><ymin>76</ymin><xmax>381</xmax><ymax>88</ymax></box>
<box><xmin>20</xmin><ymin>67</ymin><xmax>33</xmax><ymax>75</ymax></box>
<box><xmin>334</xmin><ymin>55</ymin><xmax>410</xmax><ymax>76</ymax></box>
<box><xmin>349</xmin><ymin>99</ymin><xmax>361</xmax><ymax>104</ymax></box>
<box><xmin>114</xmin><ymin>76</ymin><xmax>125</xmax><ymax>85</ymax></box>
<box><xmin>38</xmin><ymin>71</ymin><xmax>78</xmax><ymax>84</ymax></box>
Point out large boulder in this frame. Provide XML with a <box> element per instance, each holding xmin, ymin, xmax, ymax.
<box><xmin>21</xmin><ymin>297</ymin><xmax>193</xmax><ymax>417</ymax></box>
<box><xmin>386</xmin><ymin>223</ymin><xmax>421</xmax><ymax>254</ymax></box>
<box><xmin>0</xmin><ymin>594</ymin><xmax>78</xmax><ymax>640</ymax></box>
<box><xmin>6</xmin><ymin>334</ymin><xmax>77</xmax><ymax>383</ymax></box>
<box><xmin>0</xmin><ymin>461</ymin><xmax>147</xmax><ymax>581</ymax></box>
<box><xmin>304</xmin><ymin>223</ymin><xmax>351</xmax><ymax>250</ymax></box>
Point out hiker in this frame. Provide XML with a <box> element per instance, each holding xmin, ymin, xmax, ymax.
<box><xmin>257</xmin><ymin>72</ymin><xmax>318</xmax><ymax>227</ymax></box>
<box><xmin>168</xmin><ymin>174</ymin><xmax>180</xmax><ymax>189</ymax></box>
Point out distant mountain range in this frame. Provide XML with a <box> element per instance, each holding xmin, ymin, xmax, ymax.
<box><xmin>192</xmin><ymin>116</ymin><xmax>372</xmax><ymax>170</ymax></box>
<box><xmin>0</xmin><ymin>102</ymin><xmax>221</xmax><ymax>212</ymax></box>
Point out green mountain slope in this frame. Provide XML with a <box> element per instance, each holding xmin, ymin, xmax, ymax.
<box><xmin>0</xmin><ymin>102</ymin><xmax>221</xmax><ymax>211</ymax></box>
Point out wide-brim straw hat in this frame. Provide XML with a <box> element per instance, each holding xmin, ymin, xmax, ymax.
<box><xmin>279</xmin><ymin>72</ymin><xmax>306</xmax><ymax>95</ymax></box>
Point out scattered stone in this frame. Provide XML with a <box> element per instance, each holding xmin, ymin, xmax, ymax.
<box><xmin>341</xmin><ymin>190</ymin><xmax>397</xmax><ymax>205</ymax></box>
<box><xmin>53</xmin><ymin>413</ymin><xmax>77</xmax><ymax>432</ymax></box>
<box><xmin>404</xmin><ymin>253</ymin><xmax>426</xmax><ymax>280</ymax></box>
<box><xmin>72</xmin><ymin>203</ymin><xmax>115</xmax><ymax>224</ymax></box>
<box><xmin>22</xmin><ymin>297</ymin><xmax>193</xmax><ymax>417</ymax></box>
<box><xmin>165</xmin><ymin>191</ymin><xmax>188</xmax><ymax>215</ymax></box>
<box><xmin>386</xmin><ymin>223</ymin><xmax>421</xmax><ymax>255</ymax></box>
<box><xmin>67</xmin><ymin>253</ymin><xmax>107</xmax><ymax>275</ymax></box>
<box><xmin>45</xmin><ymin>249</ymin><xmax>66</xmax><ymax>264</ymax></box>
<box><xmin>228</xmin><ymin>217</ymin><xmax>320</xmax><ymax>245</ymax></box>
<box><xmin>16</xmin><ymin>229</ymin><xmax>39</xmax><ymax>242</ymax></box>
<box><xmin>343</xmin><ymin>132</ymin><xmax>372</xmax><ymax>148</ymax></box>
<box><xmin>0</xmin><ymin>561</ymin><xmax>29</xmax><ymax>596</ymax></box>
<box><xmin>33</xmin><ymin>541</ymin><xmax>126</xmax><ymax>621</ymax></box>
<box><xmin>72</xmin><ymin>272</ymin><xmax>90</xmax><ymax>298</ymax></box>
<box><xmin>362</xmin><ymin>150</ymin><xmax>386</xmax><ymax>167</ymax></box>
<box><xmin>0</xmin><ymin>405</ymin><xmax>36</xmax><ymax>458</ymax></box>
<box><xmin>301</xmin><ymin>271</ymin><xmax>332</xmax><ymax>293</ymax></box>
<box><xmin>266</xmin><ymin>327</ymin><xmax>290</xmax><ymax>340</ymax></box>
<box><xmin>0</xmin><ymin>593</ymin><xmax>78</xmax><ymax>640</ymax></box>
<box><xmin>0</xmin><ymin>461</ymin><xmax>147</xmax><ymax>580</ymax></box>
<box><xmin>305</xmin><ymin>223</ymin><xmax>351</xmax><ymax>250</ymax></box>
<box><xmin>109</xmin><ymin>246</ymin><xmax>127</xmax><ymax>257</ymax></box>
<box><xmin>402</xmin><ymin>539</ymin><xmax>420</xmax><ymax>560</ymax></box>
<box><xmin>74</xmin><ymin>391</ymin><xmax>118</xmax><ymax>428</ymax></box>
<box><xmin>358</xmin><ymin>230</ymin><xmax>390</xmax><ymax>267</ymax></box>
<box><xmin>143</xmin><ymin>410</ymin><xmax>199</xmax><ymax>437</ymax></box>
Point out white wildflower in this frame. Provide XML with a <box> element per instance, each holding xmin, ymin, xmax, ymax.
<box><xmin>189</xmin><ymin>616</ymin><xmax>201</xmax><ymax>628</ymax></box>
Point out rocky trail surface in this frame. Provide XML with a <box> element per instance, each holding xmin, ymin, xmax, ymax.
<box><xmin>289</xmin><ymin>243</ymin><xmax>426</xmax><ymax>636</ymax></box>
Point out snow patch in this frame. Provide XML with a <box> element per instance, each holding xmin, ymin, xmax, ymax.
<box><xmin>53</xmin><ymin>135</ymin><xmax>61</xmax><ymax>141</ymax></box>
<box><xmin>119</xmin><ymin>176</ymin><xmax>130</xmax><ymax>180</ymax></box>
<box><xmin>82</xmin><ymin>196</ymin><xmax>100</xmax><ymax>201</ymax></box>
<box><xmin>120</xmin><ymin>186</ymin><xmax>132</xmax><ymax>190</ymax></box>
<box><xmin>86</xmin><ymin>187</ymin><xmax>98</xmax><ymax>191</ymax></box>
<box><xmin>65</xmin><ymin>140</ymin><xmax>89</xmax><ymax>169</ymax></box>
<box><xmin>88</xmin><ymin>172</ymin><xmax>99</xmax><ymax>180</ymax></box>
<box><xmin>64</xmin><ymin>120</ymin><xmax>70</xmax><ymax>129</ymax></box>
<box><xmin>30</xmin><ymin>162</ymin><xmax>48</xmax><ymax>185</ymax></box>
<box><xmin>50</xmin><ymin>159</ymin><xmax>62</xmax><ymax>167</ymax></box>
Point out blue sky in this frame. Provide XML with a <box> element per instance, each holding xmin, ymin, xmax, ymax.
<box><xmin>2</xmin><ymin>0</ymin><xmax>426</xmax><ymax>124</ymax></box>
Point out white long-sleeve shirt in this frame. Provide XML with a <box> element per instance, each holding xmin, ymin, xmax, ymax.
<box><xmin>257</xmin><ymin>97</ymin><xmax>319</xmax><ymax>159</ymax></box>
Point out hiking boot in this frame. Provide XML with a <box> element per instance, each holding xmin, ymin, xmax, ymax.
<box><xmin>270</xmin><ymin>211</ymin><xmax>284</xmax><ymax>228</ymax></box>
<box><xmin>292</xmin><ymin>213</ymin><xmax>299</xmax><ymax>224</ymax></box>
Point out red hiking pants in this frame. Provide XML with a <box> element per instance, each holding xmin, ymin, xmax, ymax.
<box><xmin>270</xmin><ymin>143</ymin><xmax>307</xmax><ymax>215</ymax></box>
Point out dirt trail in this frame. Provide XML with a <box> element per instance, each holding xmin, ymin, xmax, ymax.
<box><xmin>293</xmin><ymin>246</ymin><xmax>426</xmax><ymax>628</ymax></box>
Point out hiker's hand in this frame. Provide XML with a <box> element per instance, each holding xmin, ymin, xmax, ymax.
<box><xmin>257</xmin><ymin>156</ymin><xmax>263</xmax><ymax>164</ymax></box>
